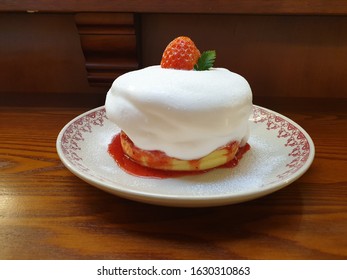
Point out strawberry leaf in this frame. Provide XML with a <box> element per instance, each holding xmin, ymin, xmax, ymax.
<box><xmin>194</xmin><ymin>50</ymin><xmax>216</xmax><ymax>71</ymax></box>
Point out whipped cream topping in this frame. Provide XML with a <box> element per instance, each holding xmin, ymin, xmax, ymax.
<box><xmin>105</xmin><ymin>66</ymin><xmax>252</xmax><ymax>160</ymax></box>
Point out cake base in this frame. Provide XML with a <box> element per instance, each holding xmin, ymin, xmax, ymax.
<box><xmin>120</xmin><ymin>131</ymin><xmax>239</xmax><ymax>171</ymax></box>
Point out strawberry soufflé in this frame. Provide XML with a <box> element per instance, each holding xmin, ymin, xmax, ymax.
<box><xmin>105</xmin><ymin>36</ymin><xmax>253</xmax><ymax>174</ymax></box>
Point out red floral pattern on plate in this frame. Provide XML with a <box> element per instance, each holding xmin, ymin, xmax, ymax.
<box><xmin>252</xmin><ymin>106</ymin><xmax>311</xmax><ymax>181</ymax></box>
<box><xmin>60</xmin><ymin>108</ymin><xmax>106</xmax><ymax>172</ymax></box>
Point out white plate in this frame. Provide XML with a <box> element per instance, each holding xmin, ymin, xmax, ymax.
<box><xmin>56</xmin><ymin>105</ymin><xmax>315</xmax><ymax>207</ymax></box>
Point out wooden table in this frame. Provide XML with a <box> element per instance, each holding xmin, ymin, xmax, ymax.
<box><xmin>1</xmin><ymin>97</ymin><xmax>346</xmax><ymax>260</ymax></box>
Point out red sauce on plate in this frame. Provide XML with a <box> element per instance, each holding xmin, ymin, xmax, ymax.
<box><xmin>108</xmin><ymin>133</ymin><xmax>250</xmax><ymax>179</ymax></box>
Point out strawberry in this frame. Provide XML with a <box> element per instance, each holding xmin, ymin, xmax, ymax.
<box><xmin>160</xmin><ymin>36</ymin><xmax>201</xmax><ymax>70</ymax></box>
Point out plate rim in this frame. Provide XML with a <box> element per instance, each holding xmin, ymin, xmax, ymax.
<box><xmin>56</xmin><ymin>105</ymin><xmax>315</xmax><ymax>207</ymax></box>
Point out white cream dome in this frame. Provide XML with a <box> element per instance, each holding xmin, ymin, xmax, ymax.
<box><xmin>105</xmin><ymin>65</ymin><xmax>252</xmax><ymax>160</ymax></box>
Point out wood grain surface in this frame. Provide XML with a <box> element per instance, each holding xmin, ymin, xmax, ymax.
<box><xmin>1</xmin><ymin>97</ymin><xmax>346</xmax><ymax>260</ymax></box>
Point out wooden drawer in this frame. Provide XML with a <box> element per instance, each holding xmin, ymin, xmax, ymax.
<box><xmin>75</xmin><ymin>13</ymin><xmax>139</xmax><ymax>87</ymax></box>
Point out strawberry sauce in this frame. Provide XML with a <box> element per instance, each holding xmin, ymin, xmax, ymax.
<box><xmin>108</xmin><ymin>133</ymin><xmax>250</xmax><ymax>179</ymax></box>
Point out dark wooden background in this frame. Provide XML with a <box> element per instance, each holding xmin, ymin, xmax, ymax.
<box><xmin>1</xmin><ymin>1</ymin><xmax>347</xmax><ymax>107</ymax></box>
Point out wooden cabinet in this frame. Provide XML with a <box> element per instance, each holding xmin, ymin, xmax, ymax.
<box><xmin>1</xmin><ymin>0</ymin><xmax>347</xmax><ymax>14</ymax></box>
<box><xmin>0</xmin><ymin>12</ymin><xmax>140</xmax><ymax>106</ymax></box>
<box><xmin>1</xmin><ymin>1</ymin><xmax>346</xmax><ymax>106</ymax></box>
<box><xmin>75</xmin><ymin>13</ymin><xmax>139</xmax><ymax>87</ymax></box>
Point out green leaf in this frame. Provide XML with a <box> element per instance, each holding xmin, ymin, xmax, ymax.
<box><xmin>194</xmin><ymin>50</ymin><xmax>216</xmax><ymax>71</ymax></box>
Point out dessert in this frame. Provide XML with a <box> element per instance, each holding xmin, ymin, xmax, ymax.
<box><xmin>105</xmin><ymin>36</ymin><xmax>252</xmax><ymax>172</ymax></box>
